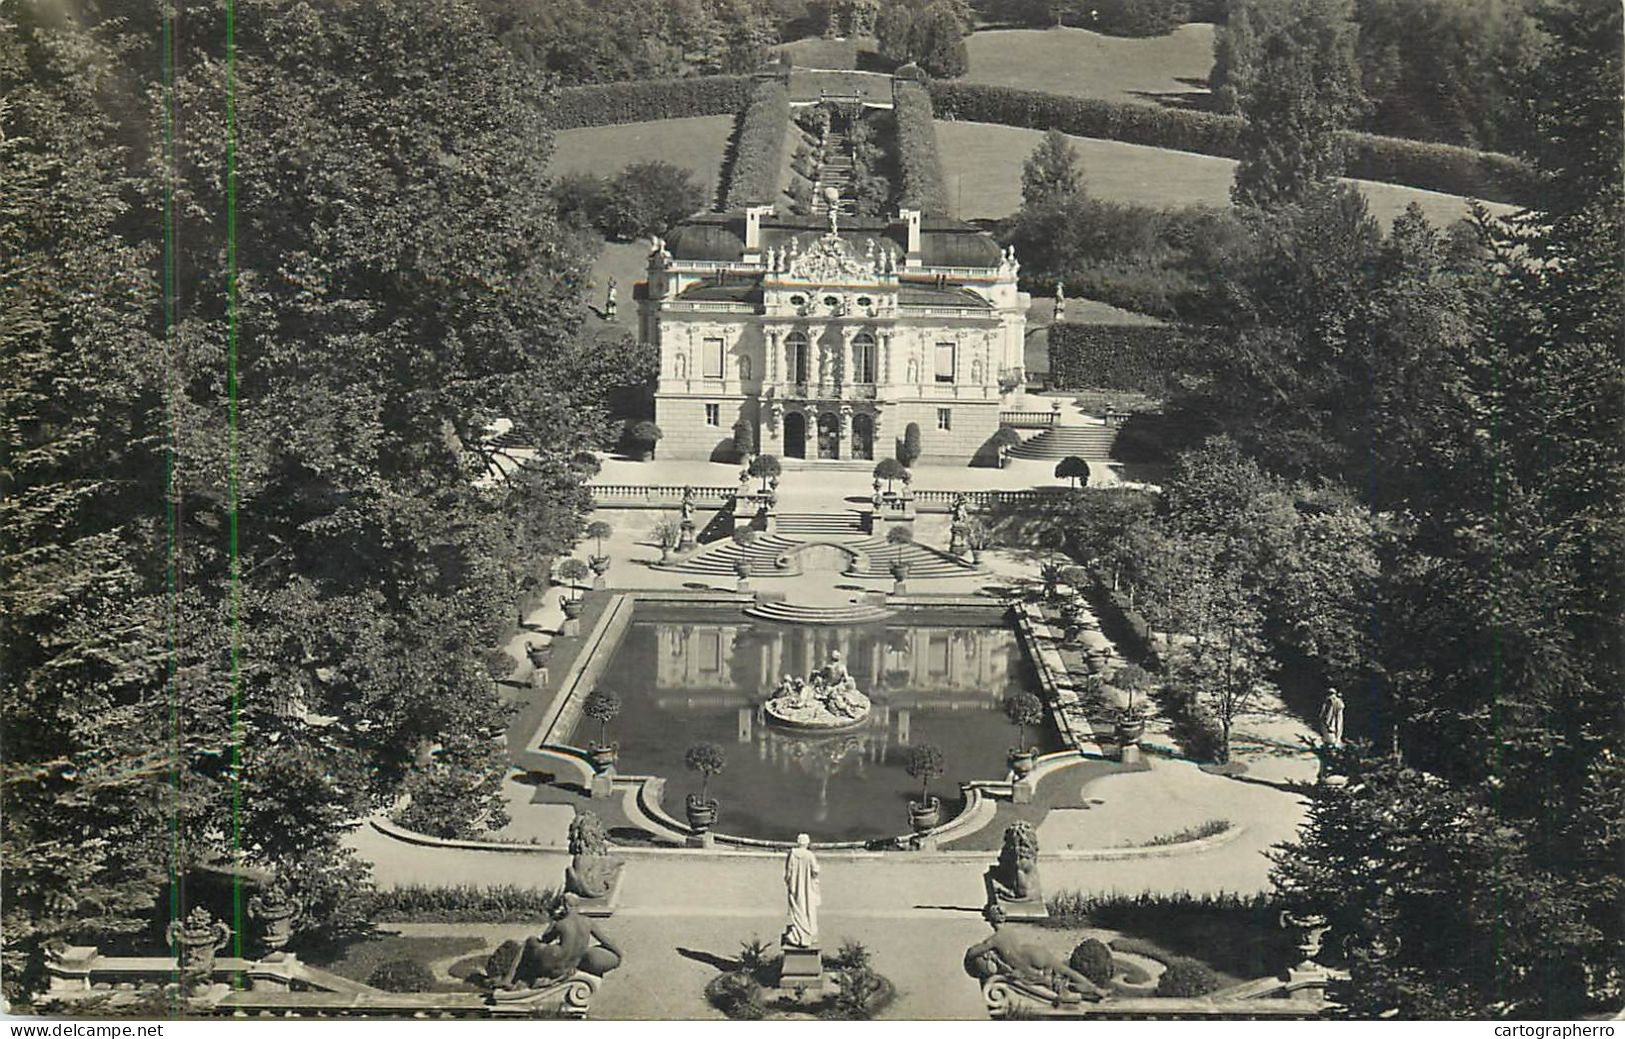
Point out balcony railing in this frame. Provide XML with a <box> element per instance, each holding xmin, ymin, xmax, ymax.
<box><xmin>999</xmin><ymin>410</ymin><xmax>1057</xmax><ymax>428</ymax></box>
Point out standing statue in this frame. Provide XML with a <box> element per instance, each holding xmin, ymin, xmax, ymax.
<box><xmin>604</xmin><ymin>278</ymin><xmax>618</xmax><ymax>319</ymax></box>
<box><xmin>984</xmin><ymin>821</ymin><xmax>1042</xmax><ymax>907</ymax></box>
<box><xmin>680</xmin><ymin>486</ymin><xmax>696</xmax><ymax>523</ymax></box>
<box><xmin>563</xmin><ymin>811</ymin><xmax>624</xmax><ymax>901</ymax></box>
<box><xmin>1054</xmin><ymin>281</ymin><xmax>1067</xmax><ymax>322</ymax></box>
<box><xmin>1319</xmin><ymin>690</ymin><xmax>1345</xmax><ymax>747</ymax></box>
<box><xmin>489</xmin><ymin>894</ymin><xmax>622</xmax><ymax>989</ymax></box>
<box><xmin>951</xmin><ymin>493</ymin><xmax>970</xmax><ymax>528</ymax></box>
<box><xmin>963</xmin><ymin>905</ymin><xmax>1106</xmax><ymax>1002</ymax></box>
<box><xmin>782</xmin><ymin>833</ymin><xmax>821</xmax><ymax>949</ymax></box>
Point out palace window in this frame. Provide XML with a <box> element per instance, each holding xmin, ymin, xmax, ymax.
<box><xmin>786</xmin><ymin>331</ymin><xmax>810</xmax><ymax>383</ymax></box>
<box><xmin>937</xmin><ymin>408</ymin><xmax>952</xmax><ymax>431</ymax></box>
<box><xmin>705</xmin><ymin>403</ymin><xmax>720</xmax><ymax>426</ymax></box>
<box><xmin>934</xmin><ymin>342</ymin><xmax>955</xmax><ymax>383</ymax></box>
<box><xmin>702</xmin><ymin>338</ymin><xmax>724</xmax><ymax>379</ymax></box>
<box><xmin>852</xmin><ymin>333</ymin><xmax>877</xmax><ymax>383</ymax></box>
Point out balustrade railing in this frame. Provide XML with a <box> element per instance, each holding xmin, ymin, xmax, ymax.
<box><xmin>591</xmin><ymin>484</ymin><xmax>736</xmax><ymax>503</ymax></box>
<box><xmin>912</xmin><ymin>488</ymin><xmax>1067</xmax><ymax>509</ymax></box>
<box><xmin>999</xmin><ymin>410</ymin><xmax>1057</xmax><ymax>428</ymax></box>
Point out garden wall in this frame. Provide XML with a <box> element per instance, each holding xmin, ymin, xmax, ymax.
<box><xmin>927</xmin><ymin>82</ymin><xmax>1537</xmax><ymax>204</ymax></box>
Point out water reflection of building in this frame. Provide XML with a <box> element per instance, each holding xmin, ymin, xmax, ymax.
<box><xmin>735</xmin><ymin>711</ymin><xmax>892</xmax><ymax>824</ymax></box>
<box><xmin>652</xmin><ymin>622</ymin><xmax>1017</xmax><ymax>709</ymax></box>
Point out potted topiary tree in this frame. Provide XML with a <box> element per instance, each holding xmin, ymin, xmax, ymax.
<box><xmin>582</xmin><ymin>688</ymin><xmax>622</xmax><ymax>773</ymax></box>
<box><xmin>1113</xmin><ymin>664</ymin><xmax>1152</xmax><ymax>745</ymax></box>
<box><xmin>630</xmin><ymin>420</ymin><xmax>663</xmax><ymax>461</ymax></box>
<box><xmin>650</xmin><ymin>518</ymin><xmax>680</xmax><ymax>562</ymax></box>
<box><xmin>885</xmin><ymin>525</ymin><xmax>913</xmax><ymax>585</ymax></box>
<box><xmin>873</xmin><ymin>457</ymin><xmax>908</xmax><ymax>495</ymax></box>
<box><xmin>684</xmin><ymin>741</ymin><xmax>726</xmax><ymax>832</ymax></box>
<box><xmin>747</xmin><ymin>453</ymin><xmax>781</xmax><ymax>492</ymax></box>
<box><xmin>1055</xmin><ymin>455</ymin><xmax>1089</xmax><ymax>488</ymax></box>
<box><xmin>556</xmin><ymin>558</ymin><xmax>591</xmax><ymax>619</ymax></box>
<box><xmin>585</xmin><ymin>520</ymin><xmax>613</xmax><ymax>575</ymax></box>
<box><xmin>1004</xmin><ymin>692</ymin><xmax>1045</xmax><ymax>777</ymax></box>
<box><xmin>963</xmin><ymin>518</ymin><xmax>991</xmax><ymax>564</ymax></box>
<box><xmin>904</xmin><ymin>743</ymin><xmax>945</xmax><ymax>832</ymax></box>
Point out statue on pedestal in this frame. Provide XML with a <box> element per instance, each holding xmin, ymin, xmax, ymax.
<box><xmin>563</xmin><ymin>811</ymin><xmax>624</xmax><ymax>901</ymax></box>
<box><xmin>782</xmin><ymin>833</ymin><xmax>821</xmax><ymax>949</ymax></box>
<box><xmin>1318</xmin><ymin>690</ymin><xmax>1345</xmax><ymax>747</ymax></box>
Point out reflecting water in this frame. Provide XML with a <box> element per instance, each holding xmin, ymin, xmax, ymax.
<box><xmin>574</xmin><ymin>611</ymin><xmax>1057</xmax><ymax>842</ymax></box>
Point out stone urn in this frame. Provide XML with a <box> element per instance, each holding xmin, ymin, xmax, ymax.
<box><xmin>588</xmin><ymin>555</ymin><xmax>611</xmax><ymax>576</ymax></box>
<box><xmin>1114</xmin><ymin>710</ymin><xmax>1146</xmax><ymax>746</ymax></box>
<box><xmin>733</xmin><ymin>557</ymin><xmax>751</xmax><ymax>580</ymax></box>
<box><xmin>166</xmin><ymin>907</ymin><xmax>232</xmax><ymax>995</ymax></box>
<box><xmin>560</xmin><ymin>596</ymin><xmax>585</xmax><ymax>621</ymax></box>
<box><xmin>908</xmin><ymin>795</ymin><xmax>942</xmax><ymax>834</ymax></box>
<box><xmin>247</xmin><ymin>887</ymin><xmax>297</xmax><ymax>955</ymax></box>
<box><xmin>1007</xmin><ymin>748</ymin><xmax>1038</xmax><ymax>778</ymax></box>
<box><xmin>587</xmin><ymin>743</ymin><xmax>619</xmax><ymax>774</ymax></box>
<box><xmin>685</xmin><ymin>795</ymin><xmax>718</xmax><ymax>833</ymax></box>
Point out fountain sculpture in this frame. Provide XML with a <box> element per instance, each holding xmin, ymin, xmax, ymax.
<box><xmin>763</xmin><ymin>650</ymin><xmax>872</xmax><ymax>732</ymax></box>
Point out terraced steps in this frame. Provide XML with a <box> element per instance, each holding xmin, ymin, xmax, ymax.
<box><xmin>775</xmin><ymin>511</ymin><xmax>866</xmax><ymax>536</ymax></box>
<box><xmin>778</xmin><ymin>458</ymin><xmax>879</xmax><ymax>472</ymax></box>
<box><xmin>653</xmin><ymin>534</ymin><xmax>802</xmax><ymax>575</ymax></box>
<box><xmin>1008</xmin><ymin>424</ymin><xmax>1118</xmax><ymax>461</ymax></box>
<box><xmin>744</xmin><ymin>599</ymin><xmax>895</xmax><ymax>625</ymax></box>
<box><xmin>848</xmin><ymin>538</ymin><xmax>978</xmax><ymax>579</ymax></box>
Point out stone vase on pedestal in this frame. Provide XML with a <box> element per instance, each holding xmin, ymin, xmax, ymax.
<box><xmin>166</xmin><ymin>907</ymin><xmax>232</xmax><ymax>996</ymax></box>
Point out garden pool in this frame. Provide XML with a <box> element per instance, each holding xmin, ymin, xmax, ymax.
<box><xmin>568</xmin><ymin>605</ymin><xmax>1061</xmax><ymax>843</ymax></box>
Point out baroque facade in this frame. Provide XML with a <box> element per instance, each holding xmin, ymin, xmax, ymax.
<box><xmin>641</xmin><ymin>206</ymin><xmax>1028</xmax><ymax>465</ymax></box>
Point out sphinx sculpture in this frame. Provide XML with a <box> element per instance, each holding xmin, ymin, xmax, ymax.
<box><xmin>563</xmin><ymin>811</ymin><xmax>624</xmax><ymax>902</ymax></box>
<box><xmin>963</xmin><ymin>904</ymin><xmax>1105</xmax><ymax>1004</ymax></box>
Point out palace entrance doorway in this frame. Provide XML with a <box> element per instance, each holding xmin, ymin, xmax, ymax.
<box><xmin>850</xmin><ymin>413</ymin><xmax>874</xmax><ymax>460</ymax></box>
<box><xmin>784</xmin><ymin>412</ymin><xmax>807</xmax><ymax>459</ymax></box>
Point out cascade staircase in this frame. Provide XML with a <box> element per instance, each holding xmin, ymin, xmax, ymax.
<box><xmin>848</xmin><ymin>537</ymin><xmax>979</xmax><ymax>579</ymax></box>
<box><xmin>744</xmin><ymin>599</ymin><xmax>895</xmax><ymax>625</ymax></box>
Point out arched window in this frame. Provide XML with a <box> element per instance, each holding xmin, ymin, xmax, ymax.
<box><xmin>786</xmin><ymin>331</ymin><xmax>810</xmax><ymax>384</ymax></box>
<box><xmin>852</xmin><ymin>333</ymin><xmax>877</xmax><ymax>384</ymax></box>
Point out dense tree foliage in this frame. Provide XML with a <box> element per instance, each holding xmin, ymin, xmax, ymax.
<box><xmin>875</xmin><ymin>0</ymin><xmax>970</xmax><ymax>77</ymax></box>
<box><xmin>1020</xmin><ymin>129</ymin><xmax>1084</xmax><ymax>209</ymax></box>
<box><xmin>3</xmin><ymin>0</ymin><xmax>616</xmax><ymax>1002</ymax></box>
<box><xmin>1226</xmin><ymin>0</ymin><xmax>1366</xmax><ymax>207</ymax></box>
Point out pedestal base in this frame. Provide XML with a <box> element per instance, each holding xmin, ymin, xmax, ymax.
<box><xmin>991</xmin><ymin>896</ymin><xmax>1049</xmax><ymax>923</ymax></box>
<box><xmin>592</xmin><ymin>575</ymin><xmax>607</xmax><ymax>591</ymax></box>
<box><xmin>1119</xmin><ymin>742</ymin><xmax>1142</xmax><ymax>765</ymax></box>
<box><xmin>1011</xmin><ymin>776</ymin><xmax>1036</xmax><ymax>804</ymax></box>
<box><xmin>687</xmin><ymin>832</ymin><xmax>715</xmax><ymax>849</ymax></box>
<box><xmin>589</xmin><ymin>773</ymin><xmax>616</xmax><ymax>799</ymax></box>
<box><xmin>561</xmin><ymin>617</ymin><xmax>581</xmax><ymax>637</ymax></box>
<box><xmin>572</xmin><ymin>874</ymin><xmax>623</xmax><ymax>919</ymax></box>
<box><xmin>778</xmin><ymin>947</ymin><xmax>824</xmax><ymax>992</ymax></box>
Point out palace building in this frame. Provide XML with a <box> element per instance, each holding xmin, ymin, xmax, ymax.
<box><xmin>640</xmin><ymin>205</ymin><xmax>1028</xmax><ymax>465</ymax></box>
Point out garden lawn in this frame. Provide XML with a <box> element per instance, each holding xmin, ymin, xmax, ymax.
<box><xmin>308</xmin><ymin>934</ymin><xmax>486</xmax><ymax>992</ymax></box>
<box><xmin>549</xmin><ymin>116</ymin><xmax>735</xmax><ymax>205</ymax></box>
<box><xmin>963</xmin><ymin>24</ymin><xmax>1216</xmax><ymax>107</ymax></box>
<box><xmin>936</xmin><ymin>121</ymin><xmax>1515</xmax><ymax>228</ymax></box>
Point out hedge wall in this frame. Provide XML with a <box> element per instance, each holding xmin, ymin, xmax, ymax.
<box><xmin>551</xmin><ymin>76</ymin><xmax>755</xmax><ymax>131</ymax></box>
<box><xmin>928</xmin><ymin>82</ymin><xmax>1537</xmax><ymax>205</ymax></box>
<box><xmin>893</xmin><ymin>83</ymin><xmax>952</xmax><ymax>215</ymax></box>
<box><xmin>722</xmin><ymin>78</ymin><xmax>792</xmax><ymax>210</ymax></box>
<box><xmin>1048</xmin><ymin>322</ymin><xmax>1189</xmax><ymax>394</ymax></box>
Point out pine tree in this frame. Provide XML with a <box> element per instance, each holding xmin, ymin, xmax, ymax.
<box><xmin>1020</xmin><ymin>129</ymin><xmax>1085</xmax><ymax>209</ymax></box>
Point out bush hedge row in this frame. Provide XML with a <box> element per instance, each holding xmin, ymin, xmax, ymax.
<box><xmin>928</xmin><ymin>82</ymin><xmax>1537</xmax><ymax>204</ymax></box>
<box><xmin>551</xmin><ymin>76</ymin><xmax>755</xmax><ymax>131</ymax></box>
<box><xmin>1048</xmin><ymin>322</ymin><xmax>1188</xmax><ymax>394</ymax></box>
<box><xmin>892</xmin><ymin>83</ymin><xmax>952</xmax><ymax>215</ymax></box>
<box><xmin>722</xmin><ymin>79</ymin><xmax>792</xmax><ymax>210</ymax></box>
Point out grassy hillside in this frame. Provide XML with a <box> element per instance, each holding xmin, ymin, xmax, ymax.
<box><xmin>936</xmin><ymin>121</ymin><xmax>1515</xmax><ymax>228</ymax></box>
<box><xmin>549</xmin><ymin>115</ymin><xmax>736</xmax><ymax>203</ymax></box>
<box><xmin>963</xmin><ymin>24</ymin><xmax>1216</xmax><ymax>107</ymax></box>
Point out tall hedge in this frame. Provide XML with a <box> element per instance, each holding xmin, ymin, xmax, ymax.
<box><xmin>928</xmin><ymin>82</ymin><xmax>1537</xmax><ymax>205</ymax></box>
<box><xmin>893</xmin><ymin>83</ymin><xmax>951</xmax><ymax>215</ymax></box>
<box><xmin>722</xmin><ymin>79</ymin><xmax>792</xmax><ymax>210</ymax></box>
<box><xmin>1048</xmin><ymin>322</ymin><xmax>1190</xmax><ymax>394</ymax></box>
<box><xmin>551</xmin><ymin>76</ymin><xmax>755</xmax><ymax>131</ymax></box>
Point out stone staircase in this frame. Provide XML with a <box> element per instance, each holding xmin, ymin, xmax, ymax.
<box><xmin>775</xmin><ymin>511</ymin><xmax>867</xmax><ymax>536</ymax></box>
<box><xmin>744</xmin><ymin>599</ymin><xmax>895</xmax><ymax>625</ymax></box>
<box><xmin>813</xmin><ymin>129</ymin><xmax>853</xmax><ymax>214</ymax></box>
<box><xmin>653</xmin><ymin>534</ymin><xmax>802</xmax><ymax>575</ymax></box>
<box><xmin>779</xmin><ymin>457</ymin><xmax>876</xmax><ymax>472</ymax></box>
<box><xmin>848</xmin><ymin>538</ymin><xmax>978</xmax><ymax>579</ymax></box>
<box><xmin>1008</xmin><ymin>424</ymin><xmax>1119</xmax><ymax>461</ymax></box>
